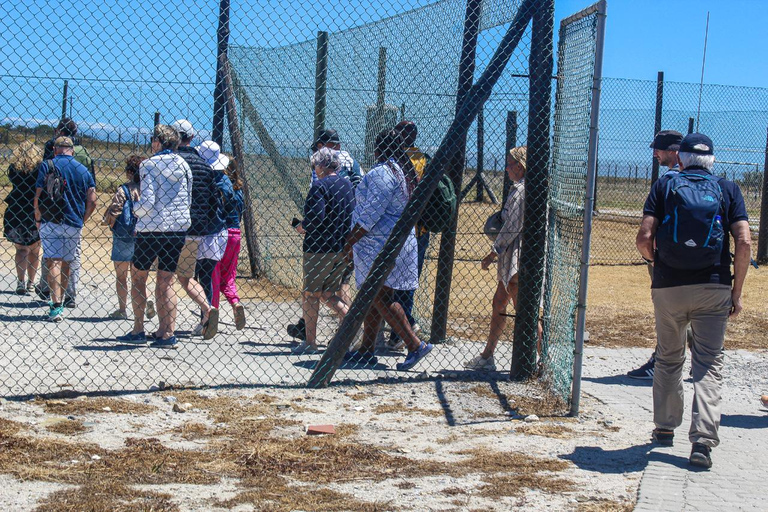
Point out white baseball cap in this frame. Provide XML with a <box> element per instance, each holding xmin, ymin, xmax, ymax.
<box><xmin>197</xmin><ymin>140</ymin><xmax>230</xmax><ymax>171</ymax></box>
<box><xmin>171</xmin><ymin>119</ymin><xmax>195</xmax><ymax>139</ymax></box>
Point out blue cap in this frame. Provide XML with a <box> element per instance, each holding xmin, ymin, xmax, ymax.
<box><xmin>679</xmin><ymin>133</ymin><xmax>714</xmax><ymax>155</ymax></box>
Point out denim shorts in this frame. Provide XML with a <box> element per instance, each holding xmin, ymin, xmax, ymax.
<box><xmin>39</xmin><ymin>222</ymin><xmax>81</xmax><ymax>262</ymax></box>
<box><xmin>111</xmin><ymin>235</ymin><xmax>135</xmax><ymax>262</ymax></box>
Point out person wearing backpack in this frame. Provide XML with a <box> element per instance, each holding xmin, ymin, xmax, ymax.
<box><xmin>36</xmin><ymin>117</ymin><xmax>94</xmax><ymax>307</ymax></box>
<box><xmin>636</xmin><ymin>133</ymin><xmax>751</xmax><ymax>469</ymax></box>
<box><xmin>102</xmin><ymin>155</ymin><xmax>144</xmax><ymax>319</ymax></box>
<box><xmin>33</xmin><ymin>136</ymin><xmax>96</xmax><ymax>322</ymax></box>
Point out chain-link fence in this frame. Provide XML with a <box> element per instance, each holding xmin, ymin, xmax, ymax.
<box><xmin>0</xmin><ymin>0</ymin><xmax>602</xmax><ymax>409</ymax></box>
<box><xmin>593</xmin><ymin>77</ymin><xmax>768</xmax><ymax>264</ymax></box>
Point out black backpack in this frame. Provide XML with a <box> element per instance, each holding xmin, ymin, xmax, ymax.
<box><xmin>656</xmin><ymin>172</ymin><xmax>725</xmax><ymax>270</ymax></box>
<box><xmin>38</xmin><ymin>159</ymin><xmax>67</xmax><ymax>223</ymax></box>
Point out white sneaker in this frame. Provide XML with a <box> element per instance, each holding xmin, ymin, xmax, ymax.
<box><xmin>291</xmin><ymin>341</ymin><xmax>319</xmax><ymax>355</ymax></box>
<box><xmin>191</xmin><ymin>323</ymin><xmax>204</xmax><ymax>337</ymax></box>
<box><xmin>464</xmin><ymin>354</ymin><xmax>496</xmax><ymax>371</ymax></box>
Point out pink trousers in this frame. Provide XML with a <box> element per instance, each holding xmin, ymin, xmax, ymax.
<box><xmin>212</xmin><ymin>228</ymin><xmax>241</xmax><ymax>308</ymax></box>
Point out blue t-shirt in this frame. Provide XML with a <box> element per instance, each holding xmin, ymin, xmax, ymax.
<box><xmin>36</xmin><ymin>155</ymin><xmax>95</xmax><ymax>229</ymax></box>
<box><xmin>643</xmin><ymin>167</ymin><xmax>749</xmax><ymax>288</ymax></box>
<box><xmin>302</xmin><ymin>174</ymin><xmax>355</xmax><ymax>254</ymax></box>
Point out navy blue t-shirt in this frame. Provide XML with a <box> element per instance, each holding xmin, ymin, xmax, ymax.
<box><xmin>302</xmin><ymin>174</ymin><xmax>354</xmax><ymax>254</ymax></box>
<box><xmin>643</xmin><ymin>167</ymin><xmax>749</xmax><ymax>288</ymax></box>
<box><xmin>36</xmin><ymin>155</ymin><xmax>95</xmax><ymax>229</ymax></box>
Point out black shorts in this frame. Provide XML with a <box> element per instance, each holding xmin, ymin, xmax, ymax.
<box><xmin>132</xmin><ymin>232</ymin><xmax>186</xmax><ymax>273</ymax></box>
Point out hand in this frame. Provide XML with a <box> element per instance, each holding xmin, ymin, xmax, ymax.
<box><xmin>729</xmin><ymin>290</ymin><xmax>743</xmax><ymax>319</ymax></box>
<box><xmin>294</xmin><ymin>224</ymin><xmax>305</xmax><ymax>235</ymax></box>
<box><xmin>481</xmin><ymin>252</ymin><xmax>496</xmax><ymax>270</ymax></box>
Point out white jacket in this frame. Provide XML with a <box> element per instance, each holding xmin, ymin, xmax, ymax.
<box><xmin>134</xmin><ymin>152</ymin><xmax>192</xmax><ymax>233</ymax></box>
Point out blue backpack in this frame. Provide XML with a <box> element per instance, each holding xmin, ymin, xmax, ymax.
<box><xmin>112</xmin><ymin>185</ymin><xmax>137</xmax><ymax>238</ymax></box>
<box><xmin>656</xmin><ymin>172</ymin><xmax>724</xmax><ymax>270</ymax></box>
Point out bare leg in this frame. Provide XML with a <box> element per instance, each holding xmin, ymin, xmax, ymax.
<box><xmin>60</xmin><ymin>261</ymin><xmax>71</xmax><ymax>302</ymax></box>
<box><xmin>47</xmin><ymin>259</ymin><xmax>62</xmax><ymax>304</ymax></box>
<box><xmin>130</xmin><ymin>266</ymin><xmax>148</xmax><ymax>334</ymax></box>
<box><xmin>302</xmin><ymin>291</ymin><xmax>321</xmax><ymax>347</ymax></box>
<box><xmin>114</xmin><ymin>261</ymin><xmax>130</xmax><ymax>313</ymax></box>
<box><xmin>480</xmin><ymin>281</ymin><xmax>515</xmax><ymax>359</ymax></box>
<box><xmin>156</xmin><ymin>270</ymin><xmax>177</xmax><ymax>338</ymax></box>
<box><xmin>14</xmin><ymin>244</ymin><xmax>28</xmax><ymax>284</ymax></box>
<box><xmin>361</xmin><ymin>306</ymin><xmax>383</xmax><ymax>354</ymax></box>
<box><xmin>375</xmin><ymin>287</ymin><xmax>421</xmax><ymax>352</ymax></box>
<box><xmin>27</xmin><ymin>240</ymin><xmax>40</xmax><ymax>284</ymax></box>
<box><xmin>178</xmin><ymin>276</ymin><xmax>211</xmax><ymax>321</ymax></box>
<box><xmin>321</xmin><ymin>291</ymin><xmax>348</xmax><ymax>320</ymax></box>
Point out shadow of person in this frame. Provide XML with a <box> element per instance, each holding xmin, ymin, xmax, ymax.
<box><xmin>720</xmin><ymin>413</ymin><xmax>768</xmax><ymax>429</ymax></box>
<box><xmin>561</xmin><ymin>443</ymin><xmax>656</xmax><ymax>473</ymax></box>
<box><xmin>582</xmin><ymin>374</ymin><xmax>653</xmax><ymax>387</ymax></box>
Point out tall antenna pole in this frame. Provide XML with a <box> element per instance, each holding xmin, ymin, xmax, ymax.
<box><xmin>696</xmin><ymin>11</ymin><xmax>710</xmax><ymax>131</ymax></box>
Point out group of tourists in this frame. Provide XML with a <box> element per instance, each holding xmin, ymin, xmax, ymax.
<box><xmin>3</xmin><ymin>118</ymin><xmax>246</xmax><ymax>348</ymax></box>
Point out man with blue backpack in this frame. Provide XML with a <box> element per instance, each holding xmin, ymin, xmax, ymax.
<box><xmin>636</xmin><ymin>133</ymin><xmax>751</xmax><ymax>469</ymax></box>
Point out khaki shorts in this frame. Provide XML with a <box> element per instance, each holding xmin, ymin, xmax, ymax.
<box><xmin>303</xmin><ymin>252</ymin><xmax>347</xmax><ymax>293</ymax></box>
<box><xmin>176</xmin><ymin>238</ymin><xmax>200</xmax><ymax>279</ymax></box>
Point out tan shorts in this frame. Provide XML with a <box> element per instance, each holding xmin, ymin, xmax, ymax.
<box><xmin>176</xmin><ymin>238</ymin><xmax>200</xmax><ymax>279</ymax></box>
<box><xmin>303</xmin><ymin>252</ymin><xmax>347</xmax><ymax>293</ymax></box>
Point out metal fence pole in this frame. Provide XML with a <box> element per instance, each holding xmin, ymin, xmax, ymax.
<box><xmin>688</xmin><ymin>117</ymin><xmax>695</xmax><ymax>134</ymax></box>
<box><xmin>61</xmin><ymin>80</ymin><xmax>68</xmax><ymax>121</ymax></box>
<box><xmin>212</xmin><ymin>0</ymin><xmax>230</xmax><ymax>146</ymax></box>
<box><xmin>503</xmin><ymin>110</ymin><xmax>517</xmax><ymax>205</ymax></box>
<box><xmin>651</xmin><ymin>71</ymin><xmax>664</xmax><ymax>184</ymax></box>
<box><xmin>476</xmin><ymin>107</ymin><xmax>484</xmax><ymax>201</ymax></box>
<box><xmin>757</xmin><ymin>127</ymin><xmax>768</xmax><ymax>263</ymax></box>
<box><xmin>570</xmin><ymin>0</ymin><xmax>607</xmax><ymax>416</ymax></box>
<box><xmin>313</xmin><ymin>31</ymin><xmax>329</xmax><ymax>143</ymax></box>
<box><xmin>153</xmin><ymin>112</ymin><xmax>160</xmax><ymax>127</ymax></box>
<box><xmin>221</xmin><ymin>54</ymin><xmax>262</xmax><ymax>277</ymax></box>
<box><xmin>430</xmin><ymin>0</ymin><xmax>482</xmax><ymax>344</ymax></box>
<box><xmin>510</xmin><ymin>0</ymin><xmax>554</xmax><ymax>380</ymax></box>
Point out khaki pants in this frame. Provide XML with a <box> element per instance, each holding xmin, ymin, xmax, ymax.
<box><xmin>651</xmin><ymin>283</ymin><xmax>731</xmax><ymax>447</ymax></box>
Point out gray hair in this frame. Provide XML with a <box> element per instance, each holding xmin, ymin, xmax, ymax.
<box><xmin>679</xmin><ymin>151</ymin><xmax>715</xmax><ymax>171</ymax></box>
<box><xmin>153</xmin><ymin>124</ymin><xmax>180</xmax><ymax>151</ymax></box>
<box><xmin>310</xmin><ymin>146</ymin><xmax>341</xmax><ymax>171</ymax></box>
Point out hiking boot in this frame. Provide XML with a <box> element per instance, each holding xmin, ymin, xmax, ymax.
<box><xmin>63</xmin><ymin>296</ymin><xmax>76</xmax><ymax>309</ymax></box>
<box><xmin>464</xmin><ymin>354</ymin><xmax>496</xmax><ymax>372</ymax></box>
<box><xmin>689</xmin><ymin>443</ymin><xmax>712</xmax><ymax>469</ymax></box>
<box><xmin>48</xmin><ymin>304</ymin><xmax>65</xmax><ymax>323</ymax></box>
<box><xmin>396</xmin><ymin>342</ymin><xmax>433</xmax><ymax>371</ymax></box>
<box><xmin>628</xmin><ymin>354</ymin><xmax>655</xmax><ymax>379</ymax></box>
<box><xmin>651</xmin><ymin>428</ymin><xmax>674</xmax><ymax>446</ymax></box>
<box><xmin>287</xmin><ymin>318</ymin><xmax>306</xmax><ymax>341</ymax></box>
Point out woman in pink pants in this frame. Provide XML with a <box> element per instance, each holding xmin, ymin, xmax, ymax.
<box><xmin>212</xmin><ymin>158</ymin><xmax>246</xmax><ymax>330</ymax></box>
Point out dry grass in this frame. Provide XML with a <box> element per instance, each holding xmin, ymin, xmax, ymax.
<box><xmin>465</xmin><ymin>383</ymin><xmax>569</xmax><ymax>417</ymax></box>
<box><xmin>576</xmin><ymin>499</ymin><xmax>635</xmax><ymax>512</ymax></box>
<box><xmin>41</xmin><ymin>397</ymin><xmax>156</xmax><ymax>416</ymax></box>
<box><xmin>0</xmin><ymin>418</ymin><xmax>25</xmax><ymax>436</ymax></box>
<box><xmin>479</xmin><ymin>473</ymin><xmax>576</xmax><ymax>498</ymax></box>
<box><xmin>514</xmin><ymin>423</ymin><xmax>575</xmax><ymax>439</ymax></box>
<box><xmin>216</xmin><ymin>484</ymin><xmax>389</xmax><ymax>512</ymax></box>
<box><xmin>372</xmin><ymin>400</ymin><xmax>443</xmax><ymax>417</ymax></box>
<box><xmin>35</xmin><ymin>482</ymin><xmax>179</xmax><ymax>512</ymax></box>
<box><xmin>45</xmin><ymin>419</ymin><xmax>88</xmax><ymax>436</ymax></box>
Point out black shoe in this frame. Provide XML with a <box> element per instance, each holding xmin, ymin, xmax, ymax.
<box><xmin>689</xmin><ymin>442</ymin><xmax>712</xmax><ymax>468</ymax></box>
<box><xmin>34</xmin><ymin>283</ymin><xmax>49</xmax><ymax>301</ymax></box>
<box><xmin>63</xmin><ymin>296</ymin><xmax>76</xmax><ymax>308</ymax></box>
<box><xmin>651</xmin><ymin>428</ymin><xmax>674</xmax><ymax>446</ymax></box>
<box><xmin>628</xmin><ymin>355</ymin><xmax>655</xmax><ymax>379</ymax></box>
<box><xmin>287</xmin><ymin>318</ymin><xmax>306</xmax><ymax>341</ymax></box>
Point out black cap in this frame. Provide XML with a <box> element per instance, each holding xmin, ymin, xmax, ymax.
<box><xmin>679</xmin><ymin>133</ymin><xmax>714</xmax><ymax>155</ymax></box>
<box><xmin>650</xmin><ymin>130</ymin><xmax>683</xmax><ymax>151</ymax></box>
<box><xmin>315</xmin><ymin>128</ymin><xmax>340</xmax><ymax>146</ymax></box>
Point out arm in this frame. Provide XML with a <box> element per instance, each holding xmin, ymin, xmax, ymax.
<box><xmin>342</xmin><ymin>223</ymin><xmax>368</xmax><ymax>262</ymax></box>
<box><xmin>102</xmin><ymin>187</ymin><xmax>127</xmax><ymax>228</ymax></box>
<box><xmin>729</xmin><ymin>220</ymin><xmax>751</xmax><ymax>318</ymax></box>
<box><xmin>83</xmin><ymin>187</ymin><xmax>97</xmax><ymax>224</ymax></box>
<box><xmin>636</xmin><ymin>215</ymin><xmax>659</xmax><ymax>262</ymax></box>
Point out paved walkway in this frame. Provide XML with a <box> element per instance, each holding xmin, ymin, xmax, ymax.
<box><xmin>582</xmin><ymin>347</ymin><xmax>768</xmax><ymax>512</ymax></box>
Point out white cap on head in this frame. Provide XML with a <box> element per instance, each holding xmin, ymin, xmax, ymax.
<box><xmin>197</xmin><ymin>140</ymin><xmax>230</xmax><ymax>171</ymax></box>
<box><xmin>171</xmin><ymin>119</ymin><xmax>195</xmax><ymax>140</ymax></box>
